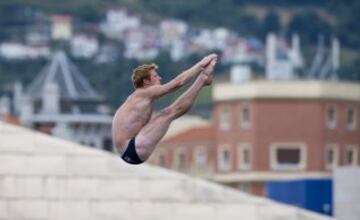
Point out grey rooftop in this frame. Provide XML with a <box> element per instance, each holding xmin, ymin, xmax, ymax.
<box><xmin>26</xmin><ymin>51</ymin><xmax>101</xmax><ymax>101</ymax></box>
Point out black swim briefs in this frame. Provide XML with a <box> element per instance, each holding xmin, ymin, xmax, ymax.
<box><xmin>121</xmin><ymin>138</ymin><xmax>143</xmax><ymax>165</ymax></box>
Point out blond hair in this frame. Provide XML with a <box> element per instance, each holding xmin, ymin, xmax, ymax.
<box><xmin>132</xmin><ymin>63</ymin><xmax>158</xmax><ymax>88</ymax></box>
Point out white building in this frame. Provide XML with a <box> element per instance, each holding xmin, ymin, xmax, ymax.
<box><xmin>265</xmin><ymin>33</ymin><xmax>304</xmax><ymax>80</ymax></box>
<box><xmin>100</xmin><ymin>8</ymin><xmax>141</xmax><ymax>39</ymax></box>
<box><xmin>26</xmin><ymin>28</ymin><xmax>50</xmax><ymax>46</ymax></box>
<box><xmin>15</xmin><ymin>51</ymin><xmax>113</xmax><ymax>151</ymax></box>
<box><xmin>160</xmin><ymin>19</ymin><xmax>188</xmax><ymax>61</ymax></box>
<box><xmin>160</xmin><ymin>19</ymin><xmax>188</xmax><ymax>47</ymax></box>
<box><xmin>123</xmin><ymin>27</ymin><xmax>159</xmax><ymax>60</ymax></box>
<box><xmin>191</xmin><ymin>29</ymin><xmax>216</xmax><ymax>51</ymax></box>
<box><xmin>71</xmin><ymin>34</ymin><xmax>99</xmax><ymax>59</ymax></box>
<box><xmin>170</xmin><ymin>39</ymin><xmax>187</xmax><ymax>61</ymax></box>
<box><xmin>221</xmin><ymin>34</ymin><xmax>263</xmax><ymax>65</ymax></box>
<box><xmin>50</xmin><ymin>15</ymin><xmax>73</xmax><ymax>41</ymax></box>
<box><xmin>230</xmin><ymin>64</ymin><xmax>252</xmax><ymax>83</ymax></box>
<box><xmin>212</xmin><ymin>28</ymin><xmax>229</xmax><ymax>47</ymax></box>
<box><xmin>0</xmin><ymin>43</ymin><xmax>50</xmax><ymax>60</ymax></box>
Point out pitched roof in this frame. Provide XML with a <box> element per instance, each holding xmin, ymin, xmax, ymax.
<box><xmin>162</xmin><ymin>125</ymin><xmax>213</xmax><ymax>143</ymax></box>
<box><xmin>27</xmin><ymin>51</ymin><xmax>101</xmax><ymax>101</ymax></box>
<box><xmin>162</xmin><ymin>115</ymin><xmax>211</xmax><ymax>139</ymax></box>
<box><xmin>0</xmin><ymin>121</ymin><xmax>333</xmax><ymax>220</ymax></box>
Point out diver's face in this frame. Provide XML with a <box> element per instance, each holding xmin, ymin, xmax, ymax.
<box><xmin>149</xmin><ymin>69</ymin><xmax>162</xmax><ymax>85</ymax></box>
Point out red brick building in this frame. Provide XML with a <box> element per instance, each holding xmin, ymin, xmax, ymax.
<box><xmin>148</xmin><ymin>121</ymin><xmax>215</xmax><ymax>178</ymax></box>
<box><xmin>150</xmin><ymin>80</ymin><xmax>360</xmax><ymax>196</ymax></box>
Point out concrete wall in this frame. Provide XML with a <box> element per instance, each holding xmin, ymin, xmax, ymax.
<box><xmin>334</xmin><ymin>166</ymin><xmax>360</xmax><ymax>220</ymax></box>
<box><xmin>0</xmin><ymin>122</ymin><xmax>333</xmax><ymax>220</ymax></box>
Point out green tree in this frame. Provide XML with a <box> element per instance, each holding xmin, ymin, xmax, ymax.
<box><xmin>287</xmin><ymin>11</ymin><xmax>332</xmax><ymax>45</ymax></box>
<box><xmin>260</xmin><ymin>11</ymin><xmax>281</xmax><ymax>39</ymax></box>
<box><xmin>336</xmin><ymin>1</ymin><xmax>360</xmax><ymax>49</ymax></box>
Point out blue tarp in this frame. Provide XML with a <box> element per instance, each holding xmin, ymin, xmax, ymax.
<box><xmin>266</xmin><ymin>178</ymin><xmax>332</xmax><ymax>216</ymax></box>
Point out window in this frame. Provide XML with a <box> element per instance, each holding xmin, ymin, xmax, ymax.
<box><xmin>158</xmin><ymin>153</ymin><xmax>166</xmax><ymax>167</ymax></box>
<box><xmin>325</xmin><ymin>106</ymin><xmax>337</xmax><ymax>129</ymax></box>
<box><xmin>102</xmin><ymin>138</ymin><xmax>113</xmax><ymax>152</ymax></box>
<box><xmin>219</xmin><ymin>106</ymin><xmax>231</xmax><ymax>130</ymax></box>
<box><xmin>218</xmin><ymin>145</ymin><xmax>231</xmax><ymax>171</ymax></box>
<box><xmin>238</xmin><ymin>183</ymin><xmax>251</xmax><ymax>193</ymax></box>
<box><xmin>237</xmin><ymin>143</ymin><xmax>251</xmax><ymax>170</ymax></box>
<box><xmin>345</xmin><ymin>145</ymin><xmax>358</xmax><ymax>166</ymax></box>
<box><xmin>346</xmin><ymin>107</ymin><xmax>357</xmax><ymax>130</ymax></box>
<box><xmin>270</xmin><ymin>143</ymin><xmax>306</xmax><ymax>170</ymax></box>
<box><xmin>325</xmin><ymin>144</ymin><xmax>339</xmax><ymax>170</ymax></box>
<box><xmin>240</xmin><ymin>104</ymin><xmax>250</xmax><ymax>129</ymax></box>
<box><xmin>174</xmin><ymin>148</ymin><xmax>187</xmax><ymax>170</ymax></box>
<box><xmin>194</xmin><ymin>146</ymin><xmax>207</xmax><ymax>169</ymax></box>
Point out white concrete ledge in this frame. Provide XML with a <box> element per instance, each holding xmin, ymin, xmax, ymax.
<box><xmin>214</xmin><ymin>80</ymin><xmax>360</xmax><ymax>101</ymax></box>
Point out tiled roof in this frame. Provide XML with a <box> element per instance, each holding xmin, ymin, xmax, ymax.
<box><xmin>162</xmin><ymin>125</ymin><xmax>213</xmax><ymax>143</ymax></box>
<box><xmin>162</xmin><ymin>115</ymin><xmax>211</xmax><ymax>139</ymax></box>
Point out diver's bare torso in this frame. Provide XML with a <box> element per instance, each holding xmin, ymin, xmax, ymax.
<box><xmin>112</xmin><ymin>89</ymin><xmax>153</xmax><ymax>154</ymax></box>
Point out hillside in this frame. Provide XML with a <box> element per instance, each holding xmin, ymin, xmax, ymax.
<box><xmin>1</xmin><ymin>0</ymin><xmax>359</xmax><ymax>48</ymax></box>
<box><xmin>0</xmin><ymin>0</ymin><xmax>358</xmax><ymax>113</ymax></box>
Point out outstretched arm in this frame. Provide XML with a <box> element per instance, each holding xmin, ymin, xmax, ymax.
<box><xmin>175</xmin><ymin>53</ymin><xmax>217</xmax><ymax>85</ymax></box>
<box><xmin>147</xmin><ymin>53</ymin><xmax>217</xmax><ymax>98</ymax></box>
